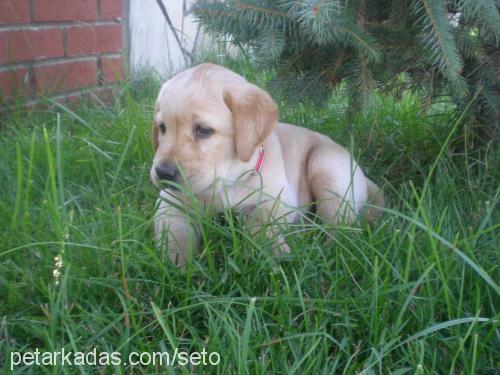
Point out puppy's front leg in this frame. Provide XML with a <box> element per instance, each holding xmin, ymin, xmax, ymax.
<box><xmin>247</xmin><ymin>203</ymin><xmax>295</xmax><ymax>254</ymax></box>
<box><xmin>154</xmin><ymin>191</ymin><xmax>199</xmax><ymax>267</ymax></box>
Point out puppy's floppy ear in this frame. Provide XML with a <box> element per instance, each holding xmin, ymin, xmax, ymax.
<box><xmin>223</xmin><ymin>84</ymin><xmax>278</xmax><ymax>162</ymax></box>
<box><xmin>152</xmin><ymin>122</ymin><xmax>159</xmax><ymax>151</ymax></box>
<box><xmin>152</xmin><ymin>103</ymin><xmax>159</xmax><ymax>151</ymax></box>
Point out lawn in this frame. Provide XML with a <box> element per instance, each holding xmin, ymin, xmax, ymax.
<box><xmin>1</xmin><ymin>62</ymin><xmax>498</xmax><ymax>373</ymax></box>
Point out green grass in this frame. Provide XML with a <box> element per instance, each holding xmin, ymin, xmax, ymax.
<box><xmin>0</xmin><ymin>64</ymin><xmax>499</xmax><ymax>374</ymax></box>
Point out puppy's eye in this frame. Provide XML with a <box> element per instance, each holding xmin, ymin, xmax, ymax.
<box><xmin>159</xmin><ymin>123</ymin><xmax>166</xmax><ymax>134</ymax></box>
<box><xmin>195</xmin><ymin>125</ymin><xmax>214</xmax><ymax>139</ymax></box>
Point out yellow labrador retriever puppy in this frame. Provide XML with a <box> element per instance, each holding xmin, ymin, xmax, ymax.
<box><xmin>151</xmin><ymin>63</ymin><xmax>384</xmax><ymax>266</ymax></box>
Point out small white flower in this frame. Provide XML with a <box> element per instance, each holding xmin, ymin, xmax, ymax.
<box><xmin>53</xmin><ymin>253</ymin><xmax>64</xmax><ymax>286</ymax></box>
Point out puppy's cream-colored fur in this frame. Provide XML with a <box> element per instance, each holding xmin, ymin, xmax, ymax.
<box><xmin>151</xmin><ymin>63</ymin><xmax>384</xmax><ymax>266</ymax></box>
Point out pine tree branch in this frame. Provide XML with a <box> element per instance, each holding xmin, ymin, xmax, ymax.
<box><xmin>234</xmin><ymin>2</ymin><xmax>289</xmax><ymax>18</ymax></box>
<box><xmin>192</xmin><ymin>0</ymin><xmax>497</xmax><ymax>133</ymax></box>
<box><xmin>413</xmin><ymin>0</ymin><xmax>466</xmax><ymax>93</ymax></box>
<box><xmin>335</xmin><ymin>23</ymin><xmax>381</xmax><ymax>63</ymax></box>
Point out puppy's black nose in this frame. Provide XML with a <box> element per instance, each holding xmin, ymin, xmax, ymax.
<box><xmin>155</xmin><ymin>163</ymin><xmax>178</xmax><ymax>181</ymax></box>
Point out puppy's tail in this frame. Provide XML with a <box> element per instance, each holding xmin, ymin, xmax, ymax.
<box><xmin>363</xmin><ymin>178</ymin><xmax>385</xmax><ymax>222</ymax></box>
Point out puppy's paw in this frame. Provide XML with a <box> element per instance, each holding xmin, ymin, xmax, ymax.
<box><xmin>169</xmin><ymin>250</ymin><xmax>187</xmax><ymax>269</ymax></box>
<box><xmin>279</xmin><ymin>241</ymin><xmax>291</xmax><ymax>254</ymax></box>
<box><xmin>273</xmin><ymin>235</ymin><xmax>290</xmax><ymax>254</ymax></box>
<box><xmin>280</xmin><ymin>242</ymin><xmax>290</xmax><ymax>254</ymax></box>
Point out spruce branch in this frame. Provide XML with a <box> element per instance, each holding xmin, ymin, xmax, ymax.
<box><xmin>412</xmin><ymin>0</ymin><xmax>467</xmax><ymax>94</ymax></box>
<box><xmin>193</xmin><ymin>0</ymin><xmax>499</xmax><ymax>137</ymax></box>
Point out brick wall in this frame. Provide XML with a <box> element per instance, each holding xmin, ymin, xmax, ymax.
<box><xmin>0</xmin><ymin>0</ymin><xmax>125</xmax><ymax>104</ymax></box>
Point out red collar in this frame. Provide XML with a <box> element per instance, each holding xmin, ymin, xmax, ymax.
<box><xmin>255</xmin><ymin>145</ymin><xmax>265</xmax><ymax>173</ymax></box>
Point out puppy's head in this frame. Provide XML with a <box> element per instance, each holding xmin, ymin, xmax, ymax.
<box><xmin>151</xmin><ymin>64</ymin><xmax>278</xmax><ymax>193</ymax></box>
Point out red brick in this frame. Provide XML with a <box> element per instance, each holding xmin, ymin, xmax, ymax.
<box><xmin>66</xmin><ymin>24</ymin><xmax>122</xmax><ymax>56</ymax></box>
<box><xmin>99</xmin><ymin>0</ymin><xmax>122</xmax><ymax>19</ymax></box>
<box><xmin>33</xmin><ymin>0</ymin><xmax>97</xmax><ymax>22</ymax></box>
<box><xmin>101</xmin><ymin>56</ymin><xmax>123</xmax><ymax>83</ymax></box>
<box><xmin>0</xmin><ymin>28</ymin><xmax>64</xmax><ymax>64</ymax></box>
<box><xmin>34</xmin><ymin>59</ymin><xmax>97</xmax><ymax>94</ymax></box>
<box><xmin>0</xmin><ymin>0</ymin><xmax>30</xmax><ymax>24</ymax></box>
<box><xmin>0</xmin><ymin>67</ymin><xmax>30</xmax><ymax>98</ymax></box>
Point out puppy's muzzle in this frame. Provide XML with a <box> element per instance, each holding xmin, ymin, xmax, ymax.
<box><xmin>155</xmin><ymin>163</ymin><xmax>178</xmax><ymax>182</ymax></box>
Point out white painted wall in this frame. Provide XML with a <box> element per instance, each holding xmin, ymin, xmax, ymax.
<box><xmin>129</xmin><ymin>0</ymin><xmax>208</xmax><ymax>77</ymax></box>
